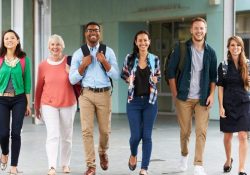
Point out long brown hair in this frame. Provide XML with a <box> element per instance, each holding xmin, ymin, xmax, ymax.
<box><xmin>0</xmin><ymin>29</ymin><xmax>26</xmax><ymax>58</ymax></box>
<box><xmin>227</xmin><ymin>36</ymin><xmax>249</xmax><ymax>90</ymax></box>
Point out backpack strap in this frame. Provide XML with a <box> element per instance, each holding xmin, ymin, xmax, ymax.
<box><xmin>80</xmin><ymin>43</ymin><xmax>113</xmax><ymax>94</ymax></box>
<box><xmin>98</xmin><ymin>44</ymin><xmax>113</xmax><ymax>94</ymax></box>
<box><xmin>0</xmin><ymin>57</ymin><xmax>3</xmax><ymax>67</ymax></box>
<box><xmin>67</xmin><ymin>55</ymin><xmax>72</xmax><ymax>66</ymax></box>
<box><xmin>178</xmin><ymin>41</ymin><xmax>186</xmax><ymax>73</ymax></box>
<box><xmin>81</xmin><ymin>44</ymin><xmax>90</xmax><ymax>56</ymax></box>
<box><xmin>20</xmin><ymin>57</ymin><xmax>25</xmax><ymax>74</ymax></box>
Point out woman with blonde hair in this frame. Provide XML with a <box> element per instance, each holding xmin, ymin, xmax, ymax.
<box><xmin>35</xmin><ymin>34</ymin><xmax>77</xmax><ymax>175</ymax></box>
<box><xmin>217</xmin><ymin>36</ymin><xmax>250</xmax><ymax>175</ymax></box>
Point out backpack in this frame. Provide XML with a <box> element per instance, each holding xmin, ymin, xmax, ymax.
<box><xmin>164</xmin><ymin>41</ymin><xmax>186</xmax><ymax>84</ymax></box>
<box><xmin>0</xmin><ymin>57</ymin><xmax>25</xmax><ymax>74</ymax></box>
<box><xmin>81</xmin><ymin>43</ymin><xmax>113</xmax><ymax>94</ymax></box>
<box><xmin>67</xmin><ymin>56</ymin><xmax>82</xmax><ymax>99</ymax></box>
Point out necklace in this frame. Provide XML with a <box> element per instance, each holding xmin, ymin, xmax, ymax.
<box><xmin>4</xmin><ymin>56</ymin><xmax>19</xmax><ymax>67</ymax></box>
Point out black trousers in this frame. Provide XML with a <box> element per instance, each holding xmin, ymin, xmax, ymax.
<box><xmin>0</xmin><ymin>93</ymin><xmax>27</xmax><ymax>166</ymax></box>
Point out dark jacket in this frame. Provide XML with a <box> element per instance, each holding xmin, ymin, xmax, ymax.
<box><xmin>167</xmin><ymin>39</ymin><xmax>217</xmax><ymax>106</ymax></box>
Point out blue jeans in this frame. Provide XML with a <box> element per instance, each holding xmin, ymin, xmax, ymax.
<box><xmin>126</xmin><ymin>96</ymin><xmax>157</xmax><ymax>170</ymax></box>
<box><xmin>0</xmin><ymin>94</ymin><xmax>27</xmax><ymax>166</ymax></box>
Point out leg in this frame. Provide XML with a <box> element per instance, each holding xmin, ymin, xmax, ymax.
<box><xmin>0</xmin><ymin>97</ymin><xmax>11</xmax><ymax>168</ymax></box>
<box><xmin>59</xmin><ymin>104</ymin><xmax>76</xmax><ymax>167</ymax></box>
<box><xmin>0</xmin><ymin>97</ymin><xmax>11</xmax><ymax>156</ymax></box>
<box><xmin>238</xmin><ymin>131</ymin><xmax>248</xmax><ymax>172</ymax></box>
<box><xmin>41</xmin><ymin>105</ymin><xmax>60</xmax><ymax>169</ymax></box>
<box><xmin>126</xmin><ymin>97</ymin><xmax>143</xmax><ymax>157</ymax></box>
<box><xmin>95</xmin><ymin>90</ymin><xmax>112</xmax><ymax>171</ymax></box>
<box><xmin>140</xmin><ymin>99</ymin><xmax>157</xmax><ymax>170</ymax></box>
<box><xmin>10</xmin><ymin>94</ymin><xmax>26</xmax><ymax>167</ymax></box>
<box><xmin>175</xmin><ymin>99</ymin><xmax>194</xmax><ymax>156</ymax></box>
<box><xmin>78</xmin><ymin>89</ymin><xmax>96</xmax><ymax>168</ymax></box>
<box><xmin>223</xmin><ymin>133</ymin><xmax>233</xmax><ymax>166</ymax></box>
<box><xmin>95</xmin><ymin>91</ymin><xmax>111</xmax><ymax>155</ymax></box>
<box><xmin>193</xmin><ymin>101</ymin><xmax>209</xmax><ymax>166</ymax></box>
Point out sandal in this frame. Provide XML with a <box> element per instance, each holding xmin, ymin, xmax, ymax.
<box><xmin>9</xmin><ymin>168</ymin><xmax>18</xmax><ymax>175</ymax></box>
<box><xmin>128</xmin><ymin>155</ymin><xmax>137</xmax><ymax>171</ymax></box>
<box><xmin>139</xmin><ymin>169</ymin><xmax>148</xmax><ymax>175</ymax></box>
<box><xmin>0</xmin><ymin>154</ymin><xmax>8</xmax><ymax>171</ymax></box>
<box><xmin>63</xmin><ymin>166</ymin><xmax>70</xmax><ymax>173</ymax></box>
<box><xmin>48</xmin><ymin>167</ymin><xmax>56</xmax><ymax>175</ymax></box>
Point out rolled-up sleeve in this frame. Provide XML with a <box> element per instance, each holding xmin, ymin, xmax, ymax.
<box><xmin>217</xmin><ymin>63</ymin><xmax>224</xmax><ymax>87</ymax></box>
<box><xmin>210</xmin><ymin>51</ymin><xmax>218</xmax><ymax>83</ymax></box>
<box><xmin>69</xmin><ymin>49</ymin><xmax>84</xmax><ymax>85</ymax></box>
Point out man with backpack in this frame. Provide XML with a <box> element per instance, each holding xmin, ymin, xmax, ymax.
<box><xmin>166</xmin><ymin>17</ymin><xmax>217</xmax><ymax>175</ymax></box>
<box><xmin>69</xmin><ymin>22</ymin><xmax>119</xmax><ymax>175</ymax></box>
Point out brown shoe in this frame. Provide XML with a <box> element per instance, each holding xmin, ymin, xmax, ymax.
<box><xmin>84</xmin><ymin>167</ymin><xmax>96</xmax><ymax>175</ymax></box>
<box><xmin>99</xmin><ymin>153</ymin><xmax>109</xmax><ymax>170</ymax></box>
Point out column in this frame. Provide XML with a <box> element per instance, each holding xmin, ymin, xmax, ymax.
<box><xmin>34</xmin><ymin>0</ymin><xmax>51</xmax><ymax>124</ymax></box>
<box><xmin>223</xmin><ymin>0</ymin><xmax>235</xmax><ymax>59</ymax></box>
<box><xmin>11</xmin><ymin>0</ymin><xmax>24</xmax><ymax>46</ymax></box>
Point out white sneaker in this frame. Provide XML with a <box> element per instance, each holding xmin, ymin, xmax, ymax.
<box><xmin>194</xmin><ymin>165</ymin><xmax>206</xmax><ymax>175</ymax></box>
<box><xmin>178</xmin><ymin>155</ymin><xmax>188</xmax><ymax>171</ymax></box>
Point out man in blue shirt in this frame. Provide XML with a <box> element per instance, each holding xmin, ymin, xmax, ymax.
<box><xmin>69</xmin><ymin>21</ymin><xmax>119</xmax><ymax>175</ymax></box>
<box><xmin>167</xmin><ymin>17</ymin><xmax>217</xmax><ymax>175</ymax></box>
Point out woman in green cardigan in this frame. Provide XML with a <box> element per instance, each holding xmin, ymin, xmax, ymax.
<box><xmin>0</xmin><ymin>29</ymin><xmax>31</xmax><ymax>175</ymax></box>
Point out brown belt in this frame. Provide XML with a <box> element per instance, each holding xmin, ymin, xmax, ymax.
<box><xmin>0</xmin><ymin>92</ymin><xmax>15</xmax><ymax>97</ymax></box>
<box><xmin>84</xmin><ymin>87</ymin><xmax>110</xmax><ymax>93</ymax></box>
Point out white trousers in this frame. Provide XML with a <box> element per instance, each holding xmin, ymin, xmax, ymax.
<box><xmin>41</xmin><ymin>104</ymin><xmax>76</xmax><ymax>169</ymax></box>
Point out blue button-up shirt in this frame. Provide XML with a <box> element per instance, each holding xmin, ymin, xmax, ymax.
<box><xmin>69</xmin><ymin>43</ymin><xmax>119</xmax><ymax>88</ymax></box>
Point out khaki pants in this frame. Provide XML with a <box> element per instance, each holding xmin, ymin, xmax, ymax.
<box><xmin>79</xmin><ymin>89</ymin><xmax>111</xmax><ymax>168</ymax></box>
<box><xmin>175</xmin><ymin>98</ymin><xmax>209</xmax><ymax>166</ymax></box>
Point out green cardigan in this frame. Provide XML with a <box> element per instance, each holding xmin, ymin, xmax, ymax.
<box><xmin>0</xmin><ymin>57</ymin><xmax>31</xmax><ymax>95</ymax></box>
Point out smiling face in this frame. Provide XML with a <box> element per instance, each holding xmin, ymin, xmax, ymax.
<box><xmin>228</xmin><ymin>39</ymin><xmax>242</xmax><ymax>57</ymax></box>
<box><xmin>190</xmin><ymin>20</ymin><xmax>207</xmax><ymax>42</ymax></box>
<box><xmin>135</xmin><ymin>33</ymin><xmax>151</xmax><ymax>52</ymax></box>
<box><xmin>85</xmin><ymin>24</ymin><xmax>100</xmax><ymax>46</ymax></box>
<box><xmin>3</xmin><ymin>32</ymin><xmax>19</xmax><ymax>50</ymax></box>
<box><xmin>48</xmin><ymin>39</ymin><xmax>63</xmax><ymax>57</ymax></box>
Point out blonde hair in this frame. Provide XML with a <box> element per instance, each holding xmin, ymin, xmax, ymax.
<box><xmin>191</xmin><ymin>17</ymin><xmax>207</xmax><ymax>28</ymax></box>
<box><xmin>227</xmin><ymin>35</ymin><xmax>249</xmax><ymax>90</ymax></box>
<box><xmin>48</xmin><ymin>34</ymin><xmax>65</xmax><ymax>49</ymax></box>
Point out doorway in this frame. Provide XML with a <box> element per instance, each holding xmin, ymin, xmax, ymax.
<box><xmin>149</xmin><ymin>17</ymin><xmax>195</xmax><ymax>114</ymax></box>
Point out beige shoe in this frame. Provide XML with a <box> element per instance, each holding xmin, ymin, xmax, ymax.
<box><xmin>48</xmin><ymin>167</ymin><xmax>56</xmax><ymax>175</ymax></box>
<box><xmin>63</xmin><ymin>166</ymin><xmax>70</xmax><ymax>173</ymax></box>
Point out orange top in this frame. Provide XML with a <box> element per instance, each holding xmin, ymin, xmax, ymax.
<box><xmin>35</xmin><ymin>57</ymin><xmax>76</xmax><ymax>109</ymax></box>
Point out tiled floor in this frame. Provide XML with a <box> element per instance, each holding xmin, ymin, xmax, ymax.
<box><xmin>0</xmin><ymin>113</ymin><xmax>249</xmax><ymax>175</ymax></box>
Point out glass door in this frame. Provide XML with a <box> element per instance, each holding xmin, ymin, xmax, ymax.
<box><xmin>149</xmin><ymin>18</ymin><xmax>195</xmax><ymax>114</ymax></box>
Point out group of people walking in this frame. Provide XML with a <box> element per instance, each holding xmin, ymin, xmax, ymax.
<box><xmin>0</xmin><ymin>17</ymin><xmax>249</xmax><ymax>175</ymax></box>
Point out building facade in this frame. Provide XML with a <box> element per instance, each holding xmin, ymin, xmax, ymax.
<box><xmin>1</xmin><ymin>0</ymin><xmax>250</xmax><ymax>119</ymax></box>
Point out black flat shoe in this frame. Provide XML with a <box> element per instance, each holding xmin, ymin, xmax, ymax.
<box><xmin>239</xmin><ymin>172</ymin><xmax>247</xmax><ymax>175</ymax></box>
<box><xmin>128</xmin><ymin>155</ymin><xmax>137</xmax><ymax>171</ymax></box>
<box><xmin>223</xmin><ymin>158</ymin><xmax>233</xmax><ymax>173</ymax></box>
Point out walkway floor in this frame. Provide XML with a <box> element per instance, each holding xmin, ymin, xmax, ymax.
<box><xmin>1</xmin><ymin>113</ymin><xmax>249</xmax><ymax>175</ymax></box>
